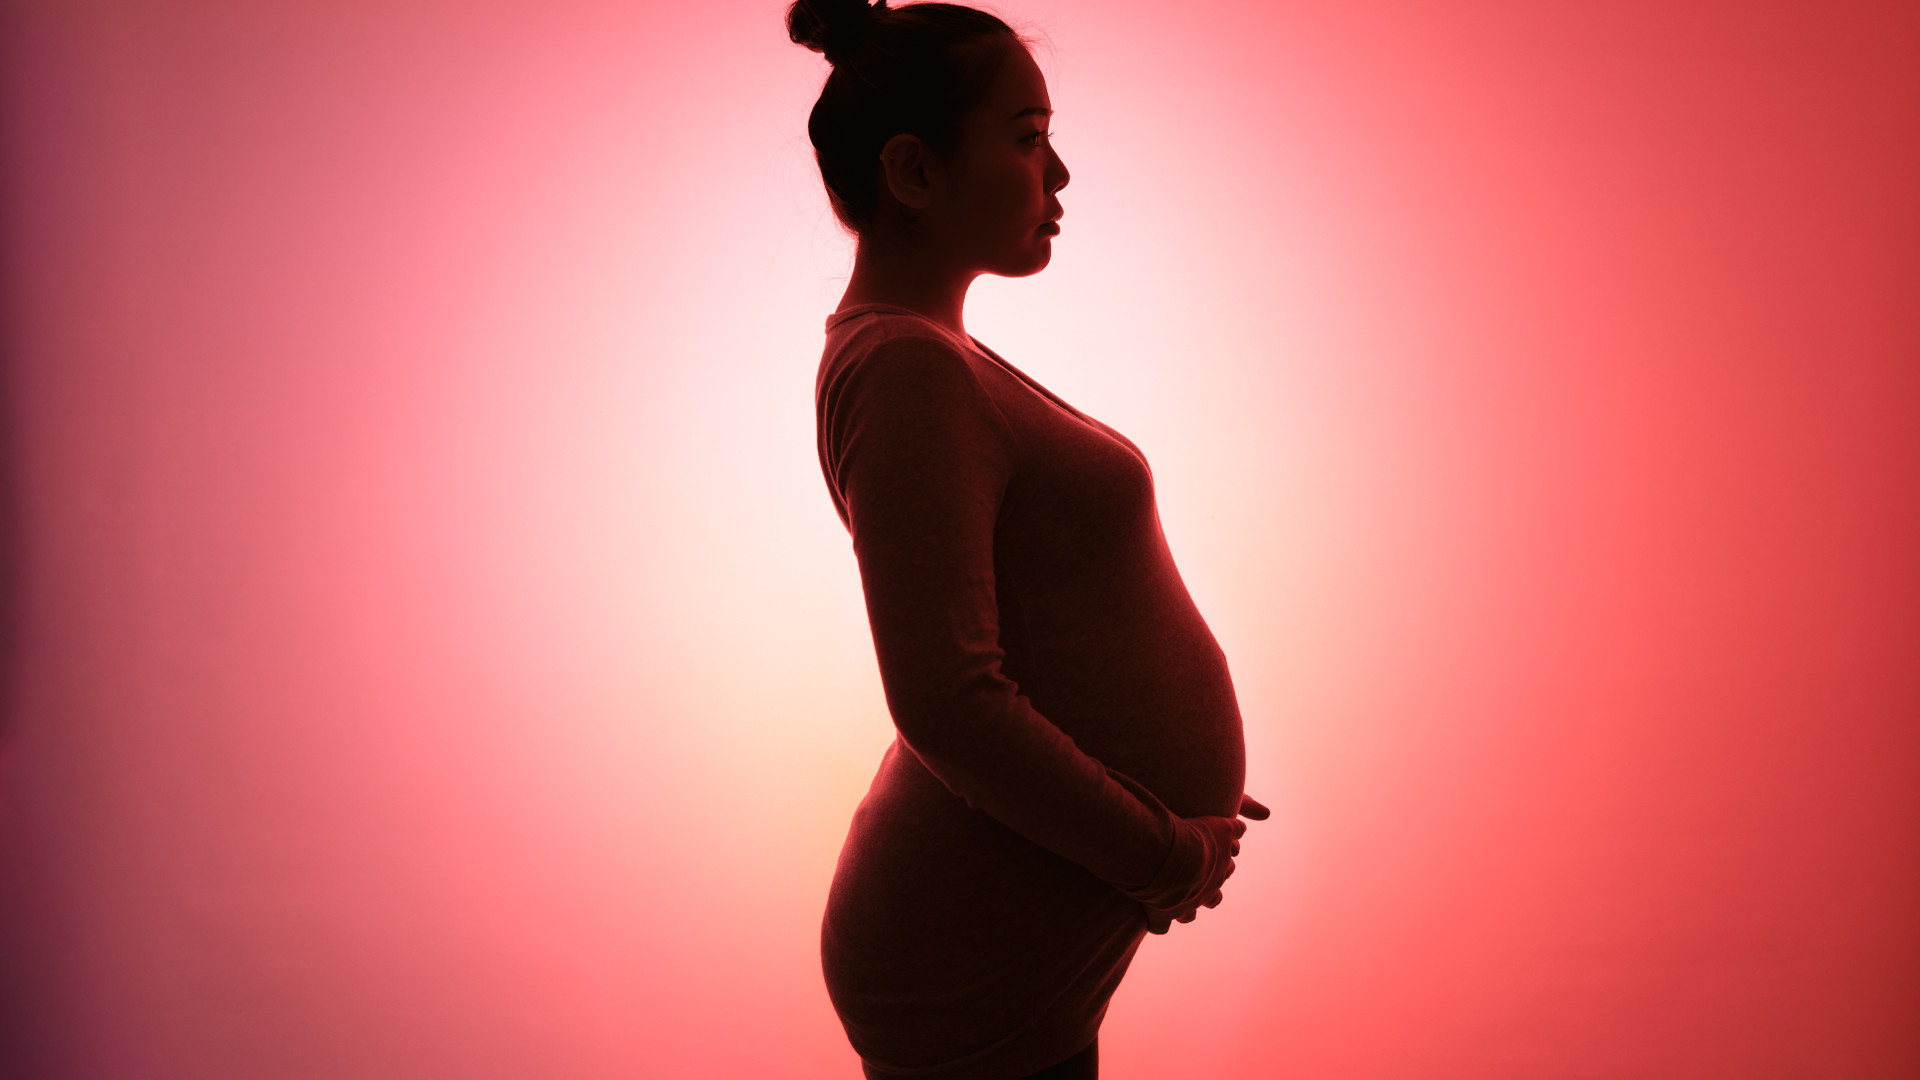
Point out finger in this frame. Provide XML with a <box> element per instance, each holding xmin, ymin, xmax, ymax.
<box><xmin>1232</xmin><ymin>820</ymin><xmax>1247</xmax><ymax>839</ymax></box>
<box><xmin>1176</xmin><ymin>910</ymin><xmax>1197</xmax><ymax>923</ymax></box>
<box><xmin>1238</xmin><ymin>794</ymin><xmax>1271</xmax><ymax>820</ymax></box>
<box><xmin>1230</xmin><ymin>840</ymin><xmax>1240</xmax><ymax>856</ymax></box>
<box><xmin>1203</xmin><ymin>890</ymin><xmax>1223</xmax><ymax>908</ymax></box>
<box><xmin>1222</xmin><ymin>859</ymin><xmax>1236</xmax><ymax>881</ymax></box>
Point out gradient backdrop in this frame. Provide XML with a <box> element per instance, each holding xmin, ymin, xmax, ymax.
<box><xmin>3</xmin><ymin>1</ymin><xmax>1917</xmax><ymax>1077</ymax></box>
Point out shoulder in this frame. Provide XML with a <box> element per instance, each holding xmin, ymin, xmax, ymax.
<box><xmin>824</xmin><ymin>313</ymin><xmax>972</xmax><ymax>377</ymax></box>
<box><xmin>817</xmin><ymin>315</ymin><xmax>1019</xmax><ymax>450</ymax></box>
<box><xmin>820</xmin><ymin>315</ymin><xmax>995</xmax><ymax>409</ymax></box>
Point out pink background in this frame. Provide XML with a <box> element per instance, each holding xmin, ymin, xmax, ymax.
<box><xmin>3</xmin><ymin>1</ymin><xmax>1916</xmax><ymax>1077</ymax></box>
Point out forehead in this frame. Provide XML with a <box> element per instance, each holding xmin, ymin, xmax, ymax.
<box><xmin>978</xmin><ymin>41</ymin><xmax>1050</xmax><ymax>118</ymax></box>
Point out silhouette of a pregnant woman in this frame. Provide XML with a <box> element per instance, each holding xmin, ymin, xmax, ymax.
<box><xmin>793</xmin><ymin>2</ymin><xmax>1269</xmax><ymax>1077</ymax></box>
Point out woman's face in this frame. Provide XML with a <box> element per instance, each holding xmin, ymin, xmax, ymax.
<box><xmin>941</xmin><ymin>41</ymin><xmax>1070</xmax><ymax>278</ymax></box>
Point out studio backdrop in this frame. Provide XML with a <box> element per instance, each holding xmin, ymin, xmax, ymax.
<box><xmin>2</xmin><ymin>1</ymin><xmax>1916</xmax><ymax>1077</ymax></box>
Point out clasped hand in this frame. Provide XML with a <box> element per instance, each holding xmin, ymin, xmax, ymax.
<box><xmin>1143</xmin><ymin>793</ymin><xmax>1269</xmax><ymax>935</ymax></box>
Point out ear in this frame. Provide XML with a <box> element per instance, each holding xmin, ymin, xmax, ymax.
<box><xmin>878</xmin><ymin>132</ymin><xmax>938</xmax><ymax>212</ymax></box>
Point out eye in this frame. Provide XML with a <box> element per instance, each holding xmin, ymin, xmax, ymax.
<box><xmin>1022</xmin><ymin>129</ymin><xmax>1055</xmax><ymax>147</ymax></box>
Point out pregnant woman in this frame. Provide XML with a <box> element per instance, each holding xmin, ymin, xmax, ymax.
<box><xmin>791</xmin><ymin>3</ymin><xmax>1269</xmax><ymax>1077</ymax></box>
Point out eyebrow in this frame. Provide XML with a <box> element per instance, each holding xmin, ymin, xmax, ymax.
<box><xmin>1008</xmin><ymin>106</ymin><xmax>1052</xmax><ymax>121</ymax></box>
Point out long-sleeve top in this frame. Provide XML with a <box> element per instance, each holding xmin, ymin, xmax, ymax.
<box><xmin>815</xmin><ymin>303</ymin><xmax>1248</xmax><ymax>1080</ymax></box>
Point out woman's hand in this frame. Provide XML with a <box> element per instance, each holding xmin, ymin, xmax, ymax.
<box><xmin>1143</xmin><ymin>793</ymin><xmax>1271</xmax><ymax>934</ymax></box>
<box><xmin>1237</xmin><ymin>793</ymin><xmax>1270</xmax><ymax>819</ymax></box>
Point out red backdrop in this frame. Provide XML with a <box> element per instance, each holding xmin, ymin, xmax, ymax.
<box><xmin>3</xmin><ymin>1</ymin><xmax>1916</xmax><ymax>1077</ymax></box>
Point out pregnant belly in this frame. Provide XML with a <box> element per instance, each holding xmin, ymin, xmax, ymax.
<box><xmin>1045</xmin><ymin>680</ymin><xmax>1245</xmax><ymax>821</ymax></box>
<box><xmin>1020</xmin><ymin>616</ymin><xmax>1247</xmax><ymax>819</ymax></box>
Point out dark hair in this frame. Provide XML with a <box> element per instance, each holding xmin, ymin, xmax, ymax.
<box><xmin>787</xmin><ymin>0</ymin><xmax>1021</xmax><ymax>234</ymax></box>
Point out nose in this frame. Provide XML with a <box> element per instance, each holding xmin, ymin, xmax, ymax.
<box><xmin>1048</xmin><ymin>145</ymin><xmax>1070</xmax><ymax>194</ymax></box>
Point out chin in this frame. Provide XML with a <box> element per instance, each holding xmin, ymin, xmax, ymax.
<box><xmin>990</xmin><ymin>242</ymin><xmax>1054</xmax><ymax>279</ymax></box>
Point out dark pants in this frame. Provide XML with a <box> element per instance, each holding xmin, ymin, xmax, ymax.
<box><xmin>1014</xmin><ymin>1038</ymin><xmax>1097</xmax><ymax>1080</ymax></box>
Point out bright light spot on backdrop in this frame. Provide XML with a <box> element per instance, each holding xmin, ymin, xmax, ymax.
<box><xmin>2</xmin><ymin>1</ymin><xmax>1916</xmax><ymax>1079</ymax></box>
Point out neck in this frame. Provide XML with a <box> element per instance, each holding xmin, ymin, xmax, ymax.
<box><xmin>837</xmin><ymin>234</ymin><xmax>975</xmax><ymax>340</ymax></box>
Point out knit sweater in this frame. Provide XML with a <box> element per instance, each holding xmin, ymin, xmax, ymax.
<box><xmin>815</xmin><ymin>303</ymin><xmax>1247</xmax><ymax>1080</ymax></box>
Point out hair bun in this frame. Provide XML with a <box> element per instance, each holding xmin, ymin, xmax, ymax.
<box><xmin>787</xmin><ymin>0</ymin><xmax>883</xmax><ymax>65</ymax></box>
